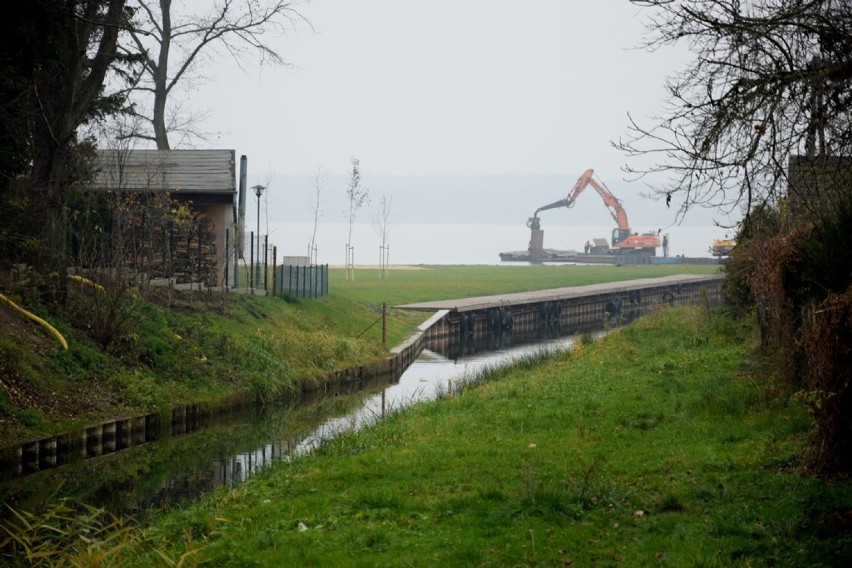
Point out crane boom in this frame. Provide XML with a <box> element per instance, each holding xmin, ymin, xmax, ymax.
<box><xmin>534</xmin><ymin>169</ymin><xmax>628</xmax><ymax>227</ymax></box>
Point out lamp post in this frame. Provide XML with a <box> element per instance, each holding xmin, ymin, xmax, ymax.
<box><xmin>252</xmin><ymin>185</ymin><xmax>266</xmax><ymax>289</ymax></box>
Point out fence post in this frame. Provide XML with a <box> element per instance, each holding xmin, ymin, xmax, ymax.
<box><xmin>301</xmin><ymin>265</ymin><xmax>307</xmax><ymax>298</ymax></box>
<box><xmin>263</xmin><ymin>235</ymin><xmax>269</xmax><ymax>292</ymax></box>
<box><xmin>272</xmin><ymin>246</ymin><xmax>277</xmax><ymax>297</ymax></box>
<box><xmin>197</xmin><ymin>222</ymin><xmax>202</xmax><ymax>287</ymax></box>
<box><xmin>224</xmin><ymin>228</ymin><xmax>230</xmax><ymax>290</ymax></box>
<box><xmin>167</xmin><ymin>222</ymin><xmax>175</xmax><ymax>279</ymax></box>
<box><xmin>233</xmin><ymin>228</ymin><xmax>239</xmax><ymax>289</ymax></box>
<box><xmin>249</xmin><ymin>230</ymin><xmax>255</xmax><ymax>290</ymax></box>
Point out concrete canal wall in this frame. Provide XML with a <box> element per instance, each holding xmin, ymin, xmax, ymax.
<box><xmin>399</xmin><ymin>274</ymin><xmax>724</xmax><ymax>341</ymax></box>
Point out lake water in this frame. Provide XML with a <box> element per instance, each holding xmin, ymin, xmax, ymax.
<box><xmin>266</xmin><ymin>222</ymin><xmax>731</xmax><ymax>265</ymax></box>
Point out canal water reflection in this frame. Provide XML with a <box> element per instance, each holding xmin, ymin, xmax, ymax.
<box><xmin>0</xmin><ymin>323</ymin><xmax>592</xmax><ymax>519</ymax></box>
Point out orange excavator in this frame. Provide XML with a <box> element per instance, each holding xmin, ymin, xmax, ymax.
<box><xmin>526</xmin><ymin>168</ymin><xmax>661</xmax><ymax>255</ymax></box>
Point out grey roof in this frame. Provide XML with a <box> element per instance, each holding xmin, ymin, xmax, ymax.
<box><xmin>92</xmin><ymin>149</ymin><xmax>236</xmax><ymax>194</ymax></box>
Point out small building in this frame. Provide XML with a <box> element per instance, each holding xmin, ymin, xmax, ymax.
<box><xmin>91</xmin><ymin>149</ymin><xmax>237</xmax><ymax>286</ymax></box>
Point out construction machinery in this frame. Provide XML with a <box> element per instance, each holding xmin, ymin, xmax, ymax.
<box><xmin>711</xmin><ymin>238</ymin><xmax>736</xmax><ymax>257</ymax></box>
<box><xmin>527</xmin><ymin>169</ymin><xmax>661</xmax><ymax>257</ymax></box>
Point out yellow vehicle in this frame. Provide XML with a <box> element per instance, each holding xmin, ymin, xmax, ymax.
<box><xmin>711</xmin><ymin>239</ymin><xmax>736</xmax><ymax>257</ymax></box>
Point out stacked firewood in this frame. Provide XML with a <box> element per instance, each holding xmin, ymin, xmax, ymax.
<box><xmin>114</xmin><ymin>211</ymin><xmax>218</xmax><ymax>285</ymax></box>
<box><xmin>165</xmin><ymin>216</ymin><xmax>218</xmax><ymax>284</ymax></box>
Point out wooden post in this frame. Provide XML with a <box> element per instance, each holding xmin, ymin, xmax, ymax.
<box><xmin>382</xmin><ymin>302</ymin><xmax>387</xmax><ymax>348</ymax></box>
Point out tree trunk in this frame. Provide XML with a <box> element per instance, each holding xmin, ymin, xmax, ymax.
<box><xmin>153</xmin><ymin>0</ymin><xmax>172</xmax><ymax>149</ymax></box>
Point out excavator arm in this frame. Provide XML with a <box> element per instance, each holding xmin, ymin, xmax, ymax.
<box><xmin>528</xmin><ymin>168</ymin><xmax>660</xmax><ymax>253</ymax></box>
<box><xmin>530</xmin><ymin>169</ymin><xmax>631</xmax><ymax>237</ymax></box>
<box><xmin>533</xmin><ymin>169</ymin><xmax>593</xmax><ymax>217</ymax></box>
<box><xmin>532</xmin><ymin>169</ymin><xmax>628</xmax><ymax>227</ymax></box>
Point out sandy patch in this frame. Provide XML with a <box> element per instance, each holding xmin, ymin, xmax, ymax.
<box><xmin>328</xmin><ymin>265</ymin><xmax>428</xmax><ymax>270</ymax></box>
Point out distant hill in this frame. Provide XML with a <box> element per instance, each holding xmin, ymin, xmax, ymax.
<box><xmin>263</xmin><ymin>172</ymin><xmax>737</xmax><ymax>229</ymax></box>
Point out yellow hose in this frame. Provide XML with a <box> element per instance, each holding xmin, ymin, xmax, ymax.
<box><xmin>0</xmin><ymin>293</ymin><xmax>68</xmax><ymax>350</ymax></box>
<box><xmin>68</xmin><ymin>274</ymin><xmax>106</xmax><ymax>293</ymax></box>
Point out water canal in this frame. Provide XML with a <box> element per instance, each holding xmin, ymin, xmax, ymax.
<box><xmin>0</xmin><ymin>321</ymin><xmax>593</xmax><ymax>520</ymax></box>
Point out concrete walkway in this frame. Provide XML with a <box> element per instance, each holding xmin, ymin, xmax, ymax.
<box><xmin>396</xmin><ymin>274</ymin><xmax>723</xmax><ymax>313</ymax></box>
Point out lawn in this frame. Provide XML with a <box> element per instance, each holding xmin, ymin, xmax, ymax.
<box><xmin>329</xmin><ymin>263</ymin><xmax>721</xmax><ymax>307</ymax></box>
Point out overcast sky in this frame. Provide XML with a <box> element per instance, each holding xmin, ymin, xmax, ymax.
<box><xmin>186</xmin><ymin>0</ymin><xmax>690</xmax><ymax>180</ymax></box>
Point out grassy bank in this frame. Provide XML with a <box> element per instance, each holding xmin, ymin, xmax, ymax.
<box><xmin>0</xmin><ymin>290</ymin><xmax>400</xmax><ymax>445</ymax></box>
<box><xmin>60</xmin><ymin>306</ymin><xmax>843</xmax><ymax>566</ymax></box>
<box><xmin>0</xmin><ymin>264</ymin><xmax>719</xmax><ymax>445</ymax></box>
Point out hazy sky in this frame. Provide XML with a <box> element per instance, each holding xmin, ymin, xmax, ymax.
<box><xmin>186</xmin><ymin>0</ymin><xmax>690</xmax><ymax>179</ymax></box>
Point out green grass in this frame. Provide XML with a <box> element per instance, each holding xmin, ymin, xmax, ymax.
<box><xmin>59</xmin><ymin>306</ymin><xmax>842</xmax><ymax>567</ymax></box>
<box><xmin>329</xmin><ymin>264</ymin><xmax>721</xmax><ymax>307</ymax></box>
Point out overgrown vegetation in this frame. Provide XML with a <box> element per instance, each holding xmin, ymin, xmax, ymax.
<box><xmin>725</xmin><ymin>189</ymin><xmax>852</xmax><ymax>475</ymax></box>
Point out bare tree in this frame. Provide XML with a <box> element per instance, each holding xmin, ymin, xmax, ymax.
<box><xmin>372</xmin><ymin>193</ymin><xmax>394</xmax><ymax>279</ymax></box>
<box><xmin>345</xmin><ymin>157</ymin><xmax>369</xmax><ymax>281</ymax></box>
<box><xmin>122</xmin><ymin>0</ymin><xmax>306</xmax><ymax>149</ymax></box>
<box><xmin>307</xmin><ymin>164</ymin><xmax>326</xmax><ymax>264</ymax></box>
<box><xmin>617</xmin><ymin>0</ymin><xmax>852</xmax><ymax>225</ymax></box>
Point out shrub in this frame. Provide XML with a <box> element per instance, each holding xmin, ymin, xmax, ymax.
<box><xmin>798</xmin><ymin>289</ymin><xmax>852</xmax><ymax>474</ymax></box>
<box><xmin>730</xmin><ymin>189</ymin><xmax>852</xmax><ymax>475</ymax></box>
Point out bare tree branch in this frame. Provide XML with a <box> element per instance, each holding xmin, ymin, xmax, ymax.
<box><xmin>120</xmin><ymin>0</ymin><xmax>309</xmax><ymax>149</ymax></box>
<box><xmin>618</xmin><ymin>0</ymin><xmax>852</xmax><ymax>224</ymax></box>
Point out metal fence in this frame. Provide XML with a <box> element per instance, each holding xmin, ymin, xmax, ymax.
<box><xmin>275</xmin><ymin>264</ymin><xmax>329</xmax><ymax>298</ymax></box>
